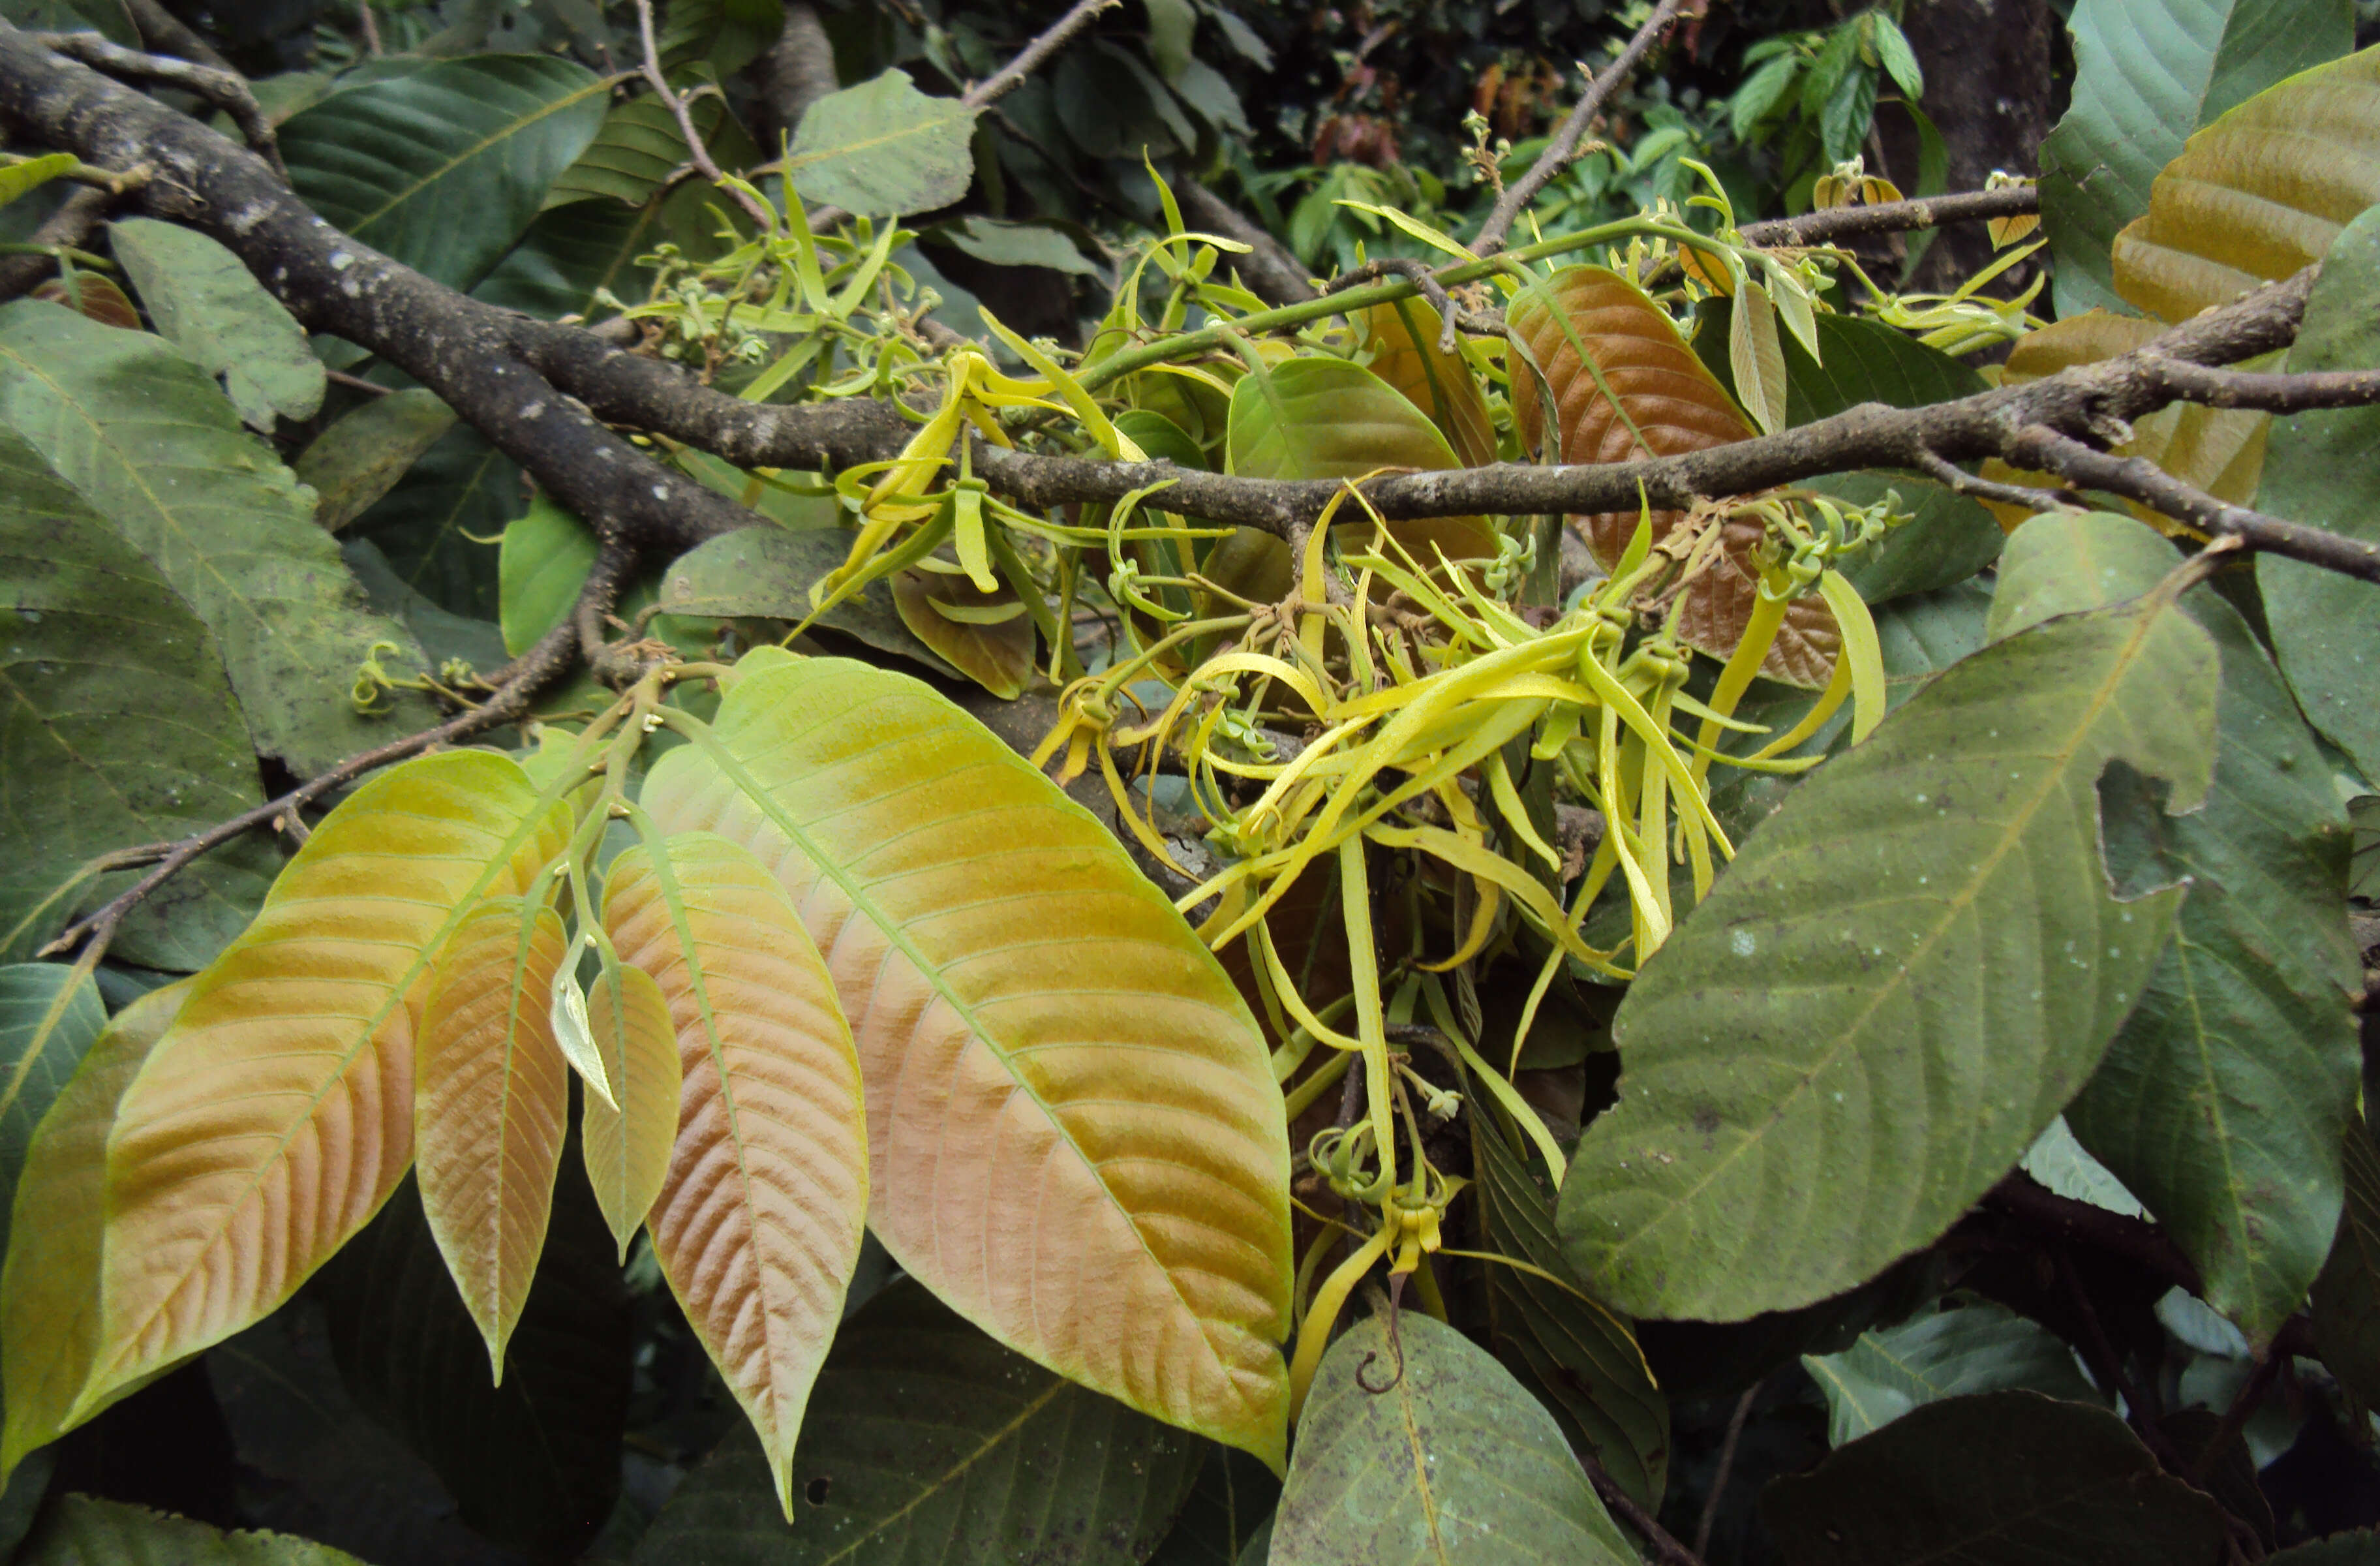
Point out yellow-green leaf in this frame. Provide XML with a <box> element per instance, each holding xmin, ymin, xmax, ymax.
<box><xmin>0</xmin><ymin>981</ymin><xmax>187</xmax><ymax>1481</ymax></box>
<box><xmin>639</xmin><ymin>654</ymin><xmax>1296</xmax><ymax>1469</ymax></box>
<box><xmin>1731</xmin><ymin>283</ymin><xmax>1790</xmax><ymax>437</ymax></box>
<box><xmin>416</xmin><ymin>896</ymin><xmax>572</xmax><ymax>1377</ymax></box>
<box><xmin>1509</xmin><ymin>266</ymin><xmax>1838</xmax><ymax>686</ymax></box>
<box><xmin>2111</xmin><ymin>44</ymin><xmax>2380</xmax><ymax>324</ymax></box>
<box><xmin>83</xmin><ymin>751</ymin><xmax>571</xmax><ymax>1421</ymax></box>
<box><xmin>0</xmin><ymin>155</ymin><xmax>76</xmax><ymax>211</ymax></box>
<box><xmin>581</xmin><ymin>958</ymin><xmax>682</xmax><ymax>1260</ymax></box>
<box><xmin>602</xmin><ymin>830</ymin><xmax>867</xmax><ymax>1518</ymax></box>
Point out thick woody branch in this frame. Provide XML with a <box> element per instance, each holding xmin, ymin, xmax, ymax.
<box><xmin>35</xmin><ymin>29</ymin><xmax>285</xmax><ymax>181</ymax></box>
<box><xmin>1176</xmin><ymin>179</ymin><xmax>1318</xmax><ymax>307</ymax></box>
<box><xmin>1474</xmin><ymin>0</ymin><xmax>1692</xmax><ymax>254</ymax></box>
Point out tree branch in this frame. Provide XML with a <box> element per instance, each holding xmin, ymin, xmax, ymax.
<box><xmin>34</xmin><ymin>29</ymin><xmax>285</xmax><ymax>181</ymax></box>
<box><xmin>1737</xmin><ymin>183</ymin><xmax>2039</xmax><ymax>249</ymax></box>
<box><xmin>1578</xmin><ymin>1451</ymin><xmax>1705</xmax><ymax>1566</ymax></box>
<box><xmin>966</xmin><ymin>0</ymin><xmax>1118</xmax><ymax>109</ymax></box>
<box><xmin>1474</xmin><ymin>0</ymin><xmax>1691</xmax><ymax>254</ymax></box>
<box><xmin>120</xmin><ymin>0</ymin><xmax>233</xmax><ymax>74</ymax></box>
<box><xmin>633</xmin><ymin>0</ymin><xmax>776</xmax><ymax>232</ymax></box>
<box><xmin>1176</xmin><ymin>179</ymin><xmax>1318</xmax><ymax>307</ymax></box>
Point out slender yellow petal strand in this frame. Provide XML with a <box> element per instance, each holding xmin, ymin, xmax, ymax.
<box><xmin>1818</xmin><ymin>570</ymin><xmax>1888</xmax><ymax>745</ymax></box>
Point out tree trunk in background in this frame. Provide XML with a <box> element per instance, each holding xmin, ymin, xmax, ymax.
<box><xmin>1878</xmin><ymin>0</ymin><xmax>2056</xmax><ymax>294</ymax></box>
<box><xmin>754</xmin><ymin>2</ymin><xmax>840</xmax><ymax>149</ymax></box>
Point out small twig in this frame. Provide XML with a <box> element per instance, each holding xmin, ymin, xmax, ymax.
<box><xmin>356</xmin><ymin>0</ymin><xmax>382</xmax><ymax>57</ymax></box>
<box><xmin>324</xmin><ymin>367</ymin><xmax>391</xmax><ymax>397</ymax></box>
<box><xmin>632</xmin><ymin>0</ymin><xmax>776</xmax><ymax>233</ymax></box>
<box><xmin>1738</xmin><ymin>184</ymin><xmax>2041</xmax><ymax>249</ymax></box>
<box><xmin>964</xmin><ymin>0</ymin><xmax>1118</xmax><ymax>109</ymax></box>
<box><xmin>1474</xmin><ymin>0</ymin><xmax>1690</xmax><ymax>254</ymax></box>
<box><xmin>35</xmin><ymin>31</ymin><xmax>286</xmax><ymax>183</ymax></box>
<box><xmin>1692</xmin><ymin>1379</ymin><xmax>1760</xmax><ymax>1559</ymax></box>
<box><xmin>121</xmin><ymin>0</ymin><xmax>234</xmax><ymax>74</ymax></box>
<box><xmin>2004</xmin><ymin>423</ymin><xmax>2380</xmax><ymax>584</ymax></box>
<box><xmin>1910</xmin><ymin>447</ymin><xmax>2086</xmax><ymax>514</ymax></box>
<box><xmin>1578</xmin><ymin>1450</ymin><xmax>1705</xmax><ymax>1566</ymax></box>
<box><xmin>2136</xmin><ymin>356</ymin><xmax>2380</xmax><ymax>414</ymax></box>
<box><xmin>1322</xmin><ymin>257</ymin><xmax>1501</xmax><ymax>351</ymax></box>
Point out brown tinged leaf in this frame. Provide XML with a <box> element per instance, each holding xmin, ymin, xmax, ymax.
<box><xmin>414</xmin><ymin>896</ymin><xmax>572</xmax><ymax>1379</ymax></box>
<box><xmin>891</xmin><ymin>566</ymin><xmax>1036</xmax><ymax>699</ymax></box>
<box><xmin>77</xmin><ymin>751</ymin><xmax>572</xmax><ymax>1427</ymax></box>
<box><xmin>1508</xmin><ymin>266</ymin><xmax>1838</xmax><ymax>686</ymax></box>
<box><xmin>602</xmin><ymin>830</ymin><xmax>868</xmax><ymax>1519</ymax></box>
<box><xmin>580</xmin><ymin>958</ymin><xmax>682</xmax><ymax>1261</ymax></box>
<box><xmin>30</xmin><ymin>273</ymin><xmax>139</xmax><ymax>331</ymax></box>
<box><xmin>1355</xmin><ymin>296</ymin><xmax>1499</xmax><ymax>467</ymax></box>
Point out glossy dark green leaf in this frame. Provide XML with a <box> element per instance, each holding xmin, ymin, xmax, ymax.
<box><xmin>0</xmin><ymin>301</ymin><xmax>438</xmax><ymax>776</ymax></box>
<box><xmin>630</xmin><ymin>1280</ymin><xmax>1202</xmax><ymax>1565</ymax></box>
<box><xmin>656</xmin><ymin>526</ymin><xmax>958</xmax><ymax>677</ymax></box>
<box><xmin>2039</xmin><ymin>0</ymin><xmax>2352</xmax><ymax>316</ymax></box>
<box><xmin>1762</xmin><ymin>1391</ymin><xmax>2231</xmax><ymax>1564</ymax></box>
<box><xmin>348</xmin><ymin>425</ymin><xmax>517</xmax><ymax>620</ymax></box>
<box><xmin>108</xmin><ymin>219</ymin><xmax>324</xmax><ymax>433</ymax></box>
<box><xmin>0</xmin><ymin>962</ymin><xmax>103</xmax><ymax>1270</ymax></box>
<box><xmin>783</xmin><ymin>69</ymin><xmax>979</xmax><ymax>215</ymax></box>
<box><xmin>281</xmin><ymin>55</ymin><xmax>612</xmax><ymax>292</ymax></box>
<box><xmin>295</xmin><ymin>390</ymin><xmax>457</xmax><ymax>532</ymax></box>
<box><xmin>543</xmin><ymin>87</ymin><xmax>756</xmax><ymax>211</ymax></box>
<box><xmin>2261</xmin><ymin>205</ymin><xmax>2380</xmax><ymax>787</ymax></box>
<box><xmin>1992</xmin><ymin>514</ymin><xmax>2360</xmax><ymax>1345</ymax></box>
<box><xmin>1471</xmin><ymin>1116</ymin><xmax>1669</xmax><ymax>1509</ymax></box>
<box><xmin>1271</xmin><ymin>1308</ymin><xmax>1632</xmax><ymax>1566</ymax></box>
<box><xmin>20</xmin><ymin>1495</ymin><xmax>365</xmax><ymax>1565</ymax></box>
<box><xmin>1148</xmin><ymin>1446</ymin><xmax>1280</xmax><ymax>1566</ymax></box>
<box><xmin>2311</xmin><ymin>1111</ymin><xmax>2380</xmax><ymax>1405</ymax></box>
<box><xmin>0</xmin><ymin>431</ymin><xmax>276</xmax><ymax>969</ymax></box>
<box><xmin>1802</xmin><ymin>1297</ymin><xmax>2101</xmax><ymax>1445</ymax></box>
<box><xmin>1561</xmin><ymin>569</ymin><xmax>2221</xmax><ymax>1321</ymax></box>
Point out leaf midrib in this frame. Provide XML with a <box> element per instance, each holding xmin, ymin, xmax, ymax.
<box><xmin>817</xmin><ymin>1377</ymin><xmax>1067</xmax><ymax>1564</ymax></box>
<box><xmin>342</xmin><ymin>69</ymin><xmax>615</xmax><ymax>237</ymax></box>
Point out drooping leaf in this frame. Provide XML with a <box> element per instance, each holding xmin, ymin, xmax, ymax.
<box><xmin>1762</xmin><ymin>1391</ymin><xmax>2232</xmax><ymax>1564</ymax></box>
<box><xmin>19</xmin><ymin>1495</ymin><xmax>365</xmax><ymax>1566</ymax></box>
<box><xmin>106</xmin><ymin>218</ymin><xmax>325</xmax><ymax>433</ymax></box>
<box><xmin>2040</xmin><ymin>0</ymin><xmax>2352</xmax><ymax>316</ymax></box>
<box><xmin>939</xmin><ymin>216</ymin><xmax>1106</xmax><ymax>277</ymax></box>
<box><xmin>542</xmin><ymin>88</ymin><xmax>754</xmax><ymax>211</ymax></box>
<box><xmin>295</xmin><ymin>390</ymin><xmax>459</xmax><ymax>532</ymax></box>
<box><xmin>279</xmin><ymin>55</ymin><xmax>612</xmax><ymax>292</ymax></box>
<box><xmin>602</xmin><ymin>830</ymin><xmax>868</xmax><ymax>1516</ymax></box>
<box><xmin>580</xmin><ymin>957</ymin><xmax>680</xmax><ymax>1257</ymax></box>
<box><xmin>891</xmin><ymin>566</ymin><xmax>1037</xmax><ymax>699</ymax></box>
<box><xmin>498</xmin><ymin>492</ymin><xmax>599</xmax><ymax>657</ymax></box>
<box><xmin>638</xmin><ymin>653</ymin><xmax>1296</xmax><ymax>1467</ymax></box>
<box><xmin>0</xmin><ymin>981</ymin><xmax>185</xmax><ymax>1478</ymax></box>
<box><xmin>1993</xmin><ymin>512</ymin><xmax>2359</xmax><ymax>1345</ymax></box>
<box><xmin>317</xmin><ymin>1167</ymin><xmax>631</xmax><ymax>1560</ymax></box>
<box><xmin>0</xmin><ymin>437</ymin><xmax>277</xmax><ymax>969</ymax></box>
<box><xmin>1989</xmin><ymin>311</ymin><xmax>2269</xmax><ymax>527</ymax></box>
<box><xmin>0</xmin><ymin>301</ymin><xmax>438</xmax><ymax>776</ymax></box>
<box><xmin>1558</xmin><ymin>570</ymin><xmax>2221</xmax><ymax>1320</ymax></box>
<box><xmin>80</xmin><ymin>752</ymin><xmax>572</xmax><ymax>1424</ymax></box>
<box><xmin>414</xmin><ymin>896</ymin><xmax>572</xmax><ymax>1375</ymax></box>
<box><xmin>2111</xmin><ymin>43</ymin><xmax>2380</xmax><ymax>324</ymax></box>
<box><xmin>1354</xmin><ymin>297</ymin><xmax>1498</xmax><ymax>467</ymax></box>
<box><xmin>1802</xmin><ymin>1297</ymin><xmax>2102</xmax><ymax>1446</ymax></box>
<box><xmin>2311</xmin><ymin>1111</ymin><xmax>2380</xmax><ymax>1405</ymax></box>
<box><xmin>632</xmin><ymin>1280</ymin><xmax>1204</xmax><ymax>1564</ymax></box>
<box><xmin>1510</xmin><ymin>266</ymin><xmax>1837</xmax><ymax>685</ymax></box>
<box><xmin>0</xmin><ymin>962</ymin><xmax>104</xmax><ymax>1267</ymax></box>
<box><xmin>348</xmin><ymin>425</ymin><xmax>515</xmax><ymax>620</ymax></box>
<box><xmin>783</xmin><ymin>68</ymin><xmax>979</xmax><ymax>216</ymax></box>
<box><xmin>2260</xmin><ymin>203</ymin><xmax>2380</xmax><ymax>785</ymax></box>
<box><xmin>658</xmin><ymin>525</ymin><xmax>960</xmax><ymax>677</ymax></box>
<box><xmin>1270</xmin><ymin>1307</ymin><xmax>1634</xmax><ymax>1566</ymax></box>
<box><xmin>1150</xmin><ymin>1445</ymin><xmax>1281</xmax><ymax>1566</ymax></box>
<box><xmin>1471</xmin><ymin>1115</ymin><xmax>1668</xmax><ymax>1510</ymax></box>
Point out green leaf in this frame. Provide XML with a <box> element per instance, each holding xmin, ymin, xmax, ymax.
<box><xmin>294</xmin><ymin>390</ymin><xmax>457</xmax><ymax>533</ymax></box>
<box><xmin>0</xmin><ymin>433</ymin><xmax>276</xmax><ymax>970</ymax></box>
<box><xmin>1150</xmin><ymin>1445</ymin><xmax>1281</xmax><ymax>1566</ymax></box>
<box><xmin>542</xmin><ymin>87</ymin><xmax>755</xmax><ymax>211</ymax></box>
<box><xmin>630</xmin><ymin>1280</ymin><xmax>1203</xmax><ymax>1565</ymax></box>
<box><xmin>1145</xmin><ymin>0</ymin><xmax>1198</xmax><ymax>80</ymax></box>
<box><xmin>1471</xmin><ymin>1116</ymin><xmax>1669</xmax><ymax>1510</ymax></box>
<box><xmin>1870</xmin><ymin>12</ymin><xmax>1924</xmax><ymax>99</ymax></box>
<box><xmin>639</xmin><ymin>653</ymin><xmax>1295</xmax><ymax>1466</ymax></box>
<box><xmin>658</xmin><ymin>0</ymin><xmax>784</xmax><ymax>78</ymax></box>
<box><xmin>2261</xmin><ymin>204</ymin><xmax>2380</xmax><ymax>786</ymax></box>
<box><xmin>656</xmin><ymin>525</ymin><xmax>960</xmax><ymax>678</ymax></box>
<box><xmin>2041</xmin><ymin>0</ymin><xmax>2353</xmax><ymax>317</ymax></box>
<box><xmin>2311</xmin><ymin>1111</ymin><xmax>2380</xmax><ymax>1404</ymax></box>
<box><xmin>0</xmin><ymin>153</ymin><xmax>76</xmax><ymax>210</ymax></box>
<box><xmin>316</xmin><ymin>1171</ymin><xmax>630</xmax><ymax>1561</ymax></box>
<box><xmin>1761</xmin><ymin>1391</ymin><xmax>2232</xmax><ymax>1564</ymax></box>
<box><xmin>0</xmin><ymin>963</ymin><xmax>104</xmax><ymax>1274</ymax></box>
<box><xmin>1559</xmin><ymin>574</ymin><xmax>2221</xmax><ymax>1321</ymax></box>
<box><xmin>347</xmin><ymin>425</ymin><xmax>515</xmax><ymax>620</ymax></box>
<box><xmin>1992</xmin><ymin>514</ymin><xmax>2360</xmax><ymax>1345</ymax></box>
<box><xmin>0</xmin><ymin>301</ymin><xmax>438</xmax><ymax>776</ymax></box>
<box><xmin>939</xmin><ymin>215</ymin><xmax>1105</xmax><ymax>277</ymax></box>
<box><xmin>1802</xmin><ymin>1297</ymin><xmax>2101</xmax><ymax>1445</ymax></box>
<box><xmin>1231</xmin><ymin>350</ymin><xmax>1459</xmax><ymax>480</ymax></box>
<box><xmin>498</xmin><ymin>493</ymin><xmax>599</xmax><ymax>656</ymax></box>
<box><xmin>20</xmin><ymin>1495</ymin><xmax>365</xmax><ymax>1565</ymax></box>
<box><xmin>784</xmin><ymin>69</ymin><xmax>980</xmax><ymax>216</ymax></box>
<box><xmin>106</xmin><ymin>219</ymin><xmax>325</xmax><ymax>434</ymax></box>
<box><xmin>2111</xmin><ymin>43</ymin><xmax>2380</xmax><ymax>324</ymax></box>
<box><xmin>280</xmin><ymin>54</ymin><xmax>613</xmax><ymax>292</ymax></box>
<box><xmin>1270</xmin><ymin>1307</ymin><xmax>1634</xmax><ymax>1566</ymax></box>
